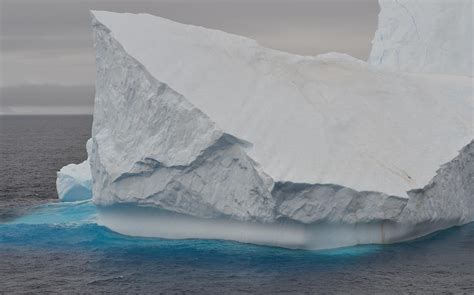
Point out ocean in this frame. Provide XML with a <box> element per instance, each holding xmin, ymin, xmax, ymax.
<box><xmin>1</xmin><ymin>115</ymin><xmax>473</xmax><ymax>294</ymax></box>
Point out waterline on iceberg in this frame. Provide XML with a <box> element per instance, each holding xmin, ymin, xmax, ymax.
<box><xmin>2</xmin><ymin>201</ymin><xmax>382</xmax><ymax>256</ymax></box>
<box><xmin>97</xmin><ymin>203</ymin><xmax>470</xmax><ymax>251</ymax></box>
<box><xmin>4</xmin><ymin>200</ymin><xmax>473</xmax><ymax>252</ymax></box>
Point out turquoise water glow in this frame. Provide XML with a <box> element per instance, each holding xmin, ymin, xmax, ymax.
<box><xmin>1</xmin><ymin>201</ymin><xmax>473</xmax><ymax>293</ymax></box>
<box><xmin>3</xmin><ymin>201</ymin><xmax>381</xmax><ymax>256</ymax></box>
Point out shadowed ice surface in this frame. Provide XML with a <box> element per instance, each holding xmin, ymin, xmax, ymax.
<box><xmin>1</xmin><ymin>201</ymin><xmax>473</xmax><ymax>294</ymax></box>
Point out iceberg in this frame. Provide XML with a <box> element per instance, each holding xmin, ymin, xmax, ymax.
<box><xmin>56</xmin><ymin>159</ymin><xmax>92</xmax><ymax>202</ymax></box>
<box><xmin>57</xmin><ymin>1</ymin><xmax>473</xmax><ymax>249</ymax></box>
<box><xmin>56</xmin><ymin>139</ymin><xmax>93</xmax><ymax>202</ymax></box>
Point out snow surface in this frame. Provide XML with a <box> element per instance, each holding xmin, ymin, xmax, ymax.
<box><xmin>56</xmin><ymin>1</ymin><xmax>473</xmax><ymax>249</ymax></box>
<box><xmin>369</xmin><ymin>0</ymin><xmax>473</xmax><ymax>76</ymax></box>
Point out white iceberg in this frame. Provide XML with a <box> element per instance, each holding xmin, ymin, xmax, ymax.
<box><xmin>56</xmin><ymin>159</ymin><xmax>92</xmax><ymax>202</ymax></box>
<box><xmin>57</xmin><ymin>1</ymin><xmax>473</xmax><ymax>249</ymax></box>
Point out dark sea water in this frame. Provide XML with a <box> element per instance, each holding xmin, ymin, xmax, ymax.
<box><xmin>0</xmin><ymin>115</ymin><xmax>91</xmax><ymax>221</ymax></box>
<box><xmin>1</xmin><ymin>115</ymin><xmax>473</xmax><ymax>294</ymax></box>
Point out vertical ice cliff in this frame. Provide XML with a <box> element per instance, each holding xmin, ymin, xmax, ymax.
<box><xmin>57</xmin><ymin>1</ymin><xmax>473</xmax><ymax>249</ymax></box>
<box><xmin>369</xmin><ymin>0</ymin><xmax>473</xmax><ymax>76</ymax></box>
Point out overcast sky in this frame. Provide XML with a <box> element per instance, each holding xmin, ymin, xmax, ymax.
<box><xmin>0</xmin><ymin>0</ymin><xmax>379</xmax><ymax>114</ymax></box>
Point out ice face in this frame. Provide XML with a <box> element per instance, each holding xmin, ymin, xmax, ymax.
<box><xmin>368</xmin><ymin>0</ymin><xmax>473</xmax><ymax>76</ymax></box>
<box><xmin>56</xmin><ymin>2</ymin><xmax>473</xmax><ymax>249</ymax></box>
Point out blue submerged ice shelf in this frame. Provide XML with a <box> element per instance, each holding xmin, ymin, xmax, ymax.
<box><xmin>2</xmin><ymin>201</ymin><xmax>381</xmax><ymax>256</ymax></box>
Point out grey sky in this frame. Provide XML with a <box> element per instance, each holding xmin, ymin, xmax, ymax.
<box><xmin>0</xmin><ymin>0</ymin><xmax>379</xmax><ymax>114</ymax></box>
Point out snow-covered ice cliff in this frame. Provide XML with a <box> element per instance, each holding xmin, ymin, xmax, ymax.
<box><xmin>57</xmin><ymin>1</ymin><xmax>473</xmax><ymax>249</ymax></box>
